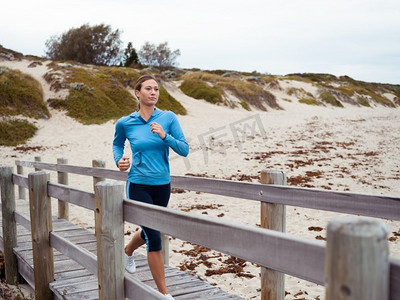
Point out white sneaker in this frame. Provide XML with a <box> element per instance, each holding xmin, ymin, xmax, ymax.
<box><xmin>124</xmin><ymin>252</ymin><xmax>136</xmax><ymax>273</ymax></box>
<box><xmin>164</xmin><ymin>294</ymin><xmax>174</xmax><ymax>300</ymax></box>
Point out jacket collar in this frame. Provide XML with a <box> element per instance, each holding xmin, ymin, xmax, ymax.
<box><xmin>129</xmin><ymin>107</ymin><xmax>161</xmax><ymax>120</ymax></box>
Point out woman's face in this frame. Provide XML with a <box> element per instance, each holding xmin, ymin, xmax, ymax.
<box><xmin>136</xmin><ymin>79</ymin><xmax>159</xmax><ymax>107</ymax></box>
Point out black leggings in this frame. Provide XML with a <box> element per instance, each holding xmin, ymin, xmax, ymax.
<box><xmin>127</xmin><ymin>182</ymin><xmax>171</xmax><ymax>252</ymax></box>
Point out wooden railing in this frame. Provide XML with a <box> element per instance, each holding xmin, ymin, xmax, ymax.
<box><xmin>0</xmin><ymin>158</ymin><xmax>399</xmax><ymax>300</ymax></box>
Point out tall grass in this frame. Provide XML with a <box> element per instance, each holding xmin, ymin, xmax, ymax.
<box><xmin>0</xmin><ymin>67</ymin><xmax>50</xmax><ymax>119</ymax></box>
<box><xmin>318</xmin><ymin>89</ymin><xmax>344</xmax><ymax>107</ymax></box>
<box><xmin>181</xmin><ymin>72</ymin><xmax>280</xmax><ymax>110</ymax></box>
<box><xmin>47</xmin><ymin>65</ymin><xmax>186</xmax><ymax>124</ymax></box>
<box><xmin>180</xmin><ymin>78</ymin><xmax>224</xmax><ymax>104</ymax></box>
<box><xmin>0</xmin><ymin>119</ymin><xmax>38</xmax><ymax>146</ymax></box>
<box><xmin>48</xmin><ymin>67</ymin><xmax>137</xmax><ymax>124</ymax></box>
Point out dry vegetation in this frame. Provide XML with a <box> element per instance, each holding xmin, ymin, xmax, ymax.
<box><xmin>0</xmin><ymin>67</ymin><xmax>49</xmax><ymax>119</ymax></box>
<box><xmin>180</xmin><ymin>71</ymin><xmax>281</xmax><ymax>110</ymax></box>
<box><xmin>45</xmin><ymin>64</ymin><xmax>186</xmax><ymax>124</ymax></box>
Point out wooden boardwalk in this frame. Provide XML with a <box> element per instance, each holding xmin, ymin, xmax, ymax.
<box><xmin>3</xmin><ymin>161</ymin><xmax>398</xmax><ymax>299</ymax></box>
<box><xmin>0</xmin><ymin>199</ymin><xmax>243</xmax><ymax>300</ymax></box>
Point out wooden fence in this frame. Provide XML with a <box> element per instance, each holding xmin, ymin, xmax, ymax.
<box><xmin>1</xmin><ymin>157</ymin><xmax>400</xmax><ymax>300</ymax></box>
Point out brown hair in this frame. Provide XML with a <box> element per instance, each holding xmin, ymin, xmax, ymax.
<box><xmin>134</xmin><ymin>75</ymin><xmax>158</xmax><ymax>110</ymax></box>
<box><xmin>134</xmin><ymin>75</ymin><xmax>158</xmax><ymax>93</ymax></box>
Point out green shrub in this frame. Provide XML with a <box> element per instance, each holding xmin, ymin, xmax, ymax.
<box><xmin>299</xmin><ymin>98</ymin><xmax>321</xmax><ymax>105</ymax></box>
<box><xmin>356</xmin><ymin>96</ymin><xmax>371</xmax><ymax>107</ymax></box>
<box><xmin>338</xmin><ymin>81</ymin><xmax>395</xmax><ymax>107</ymax></box>
<box><xmin>286</xmin><ymin>87</ymin><xmax>297</xmax><ymax>96</ymax></box>
<box><xmin>180</xmin><ymin>78</ymin><xmax>224</xmax><ymax>104</ymax></box>
<box><xmin>56</xmin><ymin>67</ymin><xmax>137</xmax><ymax>124</ymax></box>
<box><xmin>369</xmin><ymin>93</ymin><xmax>395</xmax><ymax>107</ymax></box>
<box><xmin>318</xmin><ymin>90</ymin><xmax>344</xmax><ymax>107</ymax></box>
<box><xmin>48</xmin><ymin>65</ymin><xmax>185</xmax><ymax>124</ymax></box>
<box><xmin>99</xmin><ymin>67</ymin><xmax>186</xmax><ymax>114</ymax></box>
<box><xmin>218</xmin><ymin>79</ymin><xmax>276</xmax><ymax>110</ymax></box>
<box><xmin>100</xmin><ymin>66</ymin><xmax>141</xmax><ymax>87</ymax></box>
<box><xmin>0</xmin><ymin>119</ymin><xmax>38</xmax><ymax>146</ymax></box>
<box><xmin>240</xmin><ymin>101</ymin><xmax>250</xmax><ymax>111</ymax></box>
<box><xmin>49</xmin><ymin>67</ymin><xmax>186</xmax><ymax>124</ymax></box>
<box><xmin>280</xmin><ymin>75</ymin><xmax>314</xmax><ymax>83</ymax></box>
<box><xmin>181</xmin><ymin>72</ymin><xmax>280</xmax><ymax>110</ymax></box>
<box><xmin>285</xmin><ymin>73</ymin><xmax>338</xmax><ymax>83</ymax></box>
<box><xmin>0</xmin><ymin>68</ymin><xmax>50</xmax><ymax>119</ymax></box>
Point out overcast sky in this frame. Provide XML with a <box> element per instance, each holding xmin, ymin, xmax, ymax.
<box><xmin>1</xmin><ymin>0</ymin><xmax>399</xmax><ymax>84</ymax></box>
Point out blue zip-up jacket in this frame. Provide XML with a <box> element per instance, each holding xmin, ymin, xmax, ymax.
<box><xmin>113</xmin><ymin>108</ymin><xmax>189</xmax><ymax>185</ymax></box>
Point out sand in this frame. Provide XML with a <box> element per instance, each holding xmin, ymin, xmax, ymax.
<box><xmin>1</xmin><ymin>59</ymin><xmax>399</xmax><ymax>299</ymax></box>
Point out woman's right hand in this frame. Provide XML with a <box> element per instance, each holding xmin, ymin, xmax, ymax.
<box><xmin>118</xmin><ymin>157</ymin><xmax>131</xmax><ymax>171</ymax></box>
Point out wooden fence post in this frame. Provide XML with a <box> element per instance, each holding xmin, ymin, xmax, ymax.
<box><xmin>161</xmin><ymin>234</ymin><xmax>169</xmax><ymax>266</ymax></box>
<box><xmin>92</xmin><ymin>159</ymin><xmax>105</xmax><ymax>232</ymax></box>
<box><xmin>92</xmin><ymin>159</ymin><xmax>106</xmax><ymax>190</ymax></box>
<box><xmin>57</xmin><ymin>158</ymin><xmax>69</xmax><ymax>220</ymax></box>
<box><xmin>95</xmin><ymin>181</ymin><xmax>125</xmax><ymax>300</ymax></box>
<box><xmin>34</xmin><ymin>156</ymin><xmax>41</xmax><ymax>171</ymax></box>
<box><xmin>28</xmin><ymin>171</ymin><xmax>54</xmax><ymax>300</ymax></box>
<box><xmin>260</xmin><ymin>170</ymin><xmax>286</xmax><ymax>300</ymax></box>
<box><xmin>0</xmin><ymin>166</ymin><xmax>18</xmax><ymax>283</ymax></box>
<box><xmin>17</xmin><ymin>163</ymin><xmax>26</xmax><ymax>200</ymax></box>
<box><xmin>325</xmin><ymin>216</ymin><xmax>389</xmax><ymax>300</ymax></box>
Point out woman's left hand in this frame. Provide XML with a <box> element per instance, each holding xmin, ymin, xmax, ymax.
<box><xmin>150</xmin><ymin>122</ymin><xmax>166</xmax><ymax>140</ymax></box>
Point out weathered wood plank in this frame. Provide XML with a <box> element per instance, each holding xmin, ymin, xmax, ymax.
<box><xmin>174</xmin><ymin>288</ymin><xmax>240</xmax><ymax>300</ymax></box>
<box><xmin>15</xmin><ymin>160</ymin><xmax>35</xmax><ymax>168</ymax></box>
<box><xmin>53</xmin><ymin>260</ymin><xmax>87</xmax><ymax>274</ymax></box>
<box><xmin>14</xmin><ymin>252</ymin><xmax>34</xmax><ymax>288</ymax></box>
<box><xmin>60</xmin><ymin>234</ymin><xmax>97</xmax><ymax>244</ymax></box>
<box><xmin>17</xmin><ymin>164</ymin><xmax>26</xmax><ymax>200</ymax></box>
<box><xmin>16</xmin><ymin>160</ymin><xmax>400</xmax><ymax>220</ymax></box>
<box><xmin>50</xmin><ymin>232</ymin><xmax>97</xmax><ymax>275</ymax></box>
<box><xmin>124</xmin><ymin>275</ymin><xmax>166</xmax><ymax>300</ymax></box>
<box><xmin>16</xmin><ymin>160</ymin><xmax>126</xmax><ymax>181</ymax></box>
<box><xmin>124</xmin><ymin>198</ymin><xmax>326</xmax><ymax>285</ymax></box>
<box><xmin>52</xmin><ymin>220</ymin><xmax>83</xmax><ymax>231</ymax></box>
<box><xmin>145</xmin><ymin>275</ymin><xmax>211</xmax><ymax>290</ymax></box>
<box><xmin>51</xmin><ymin>275</ymin><xmax>97</xmax><ymax>289</ymax></box>
<box><xmin>20</xmin><ymin>248</ymin><xmax>73</xmax><ymax>262</ymax></box>
<box><xmin>53</xmin><ymin>269</ymin><xmax>93</xmax><ymax>281</ymax></box>
<box><xmin>171</xmin><ymin>175</ymin><xmax>400</xmax><ymax>220</ymax></box>
<box><xmin>51</xmin><ymin>278</ymin><xmax>99</xmax><ymax>297</ymax></box>
<box><xmin>137</xmin><ymin>268</ymin><xmax>192</xmax><ymax>284</ymax></box>
<box><xmin>60</xmin><ymin>289</ymin><xmax>99</xmax><ymax>300</ymax></box>
<box><xmin>57</xmin><ymin>158</ymin><xmax>70</xmax><ymax>220</ymax></box>
<box><xmin>48</xmin><ymin>182</ymin><xmax>95</xmax><ymax>211</ymax></box>
<box><xmin>166</xmin><ymin>280</ymin><xmax>216</xmax><ymax>296</ymax></box>
<box><xmin>14</xmin><ymin>211</ymin><xmax>31</xmax><ymax>230</ymax></box>
<box><xmin>50</xmin><ymin>227</ymin><xmax>93</xmax><ymax>238</ymax></box>
<box><xmin>12</xmin><ymin>173</ymin><xmax>29</xmax><ymax>189</ymax></box>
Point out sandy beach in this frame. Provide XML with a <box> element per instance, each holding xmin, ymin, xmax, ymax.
<box><xmin>1</xmin><ymin>59</ymin><xmax>399</xmax><ymax>299</ymax></box>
